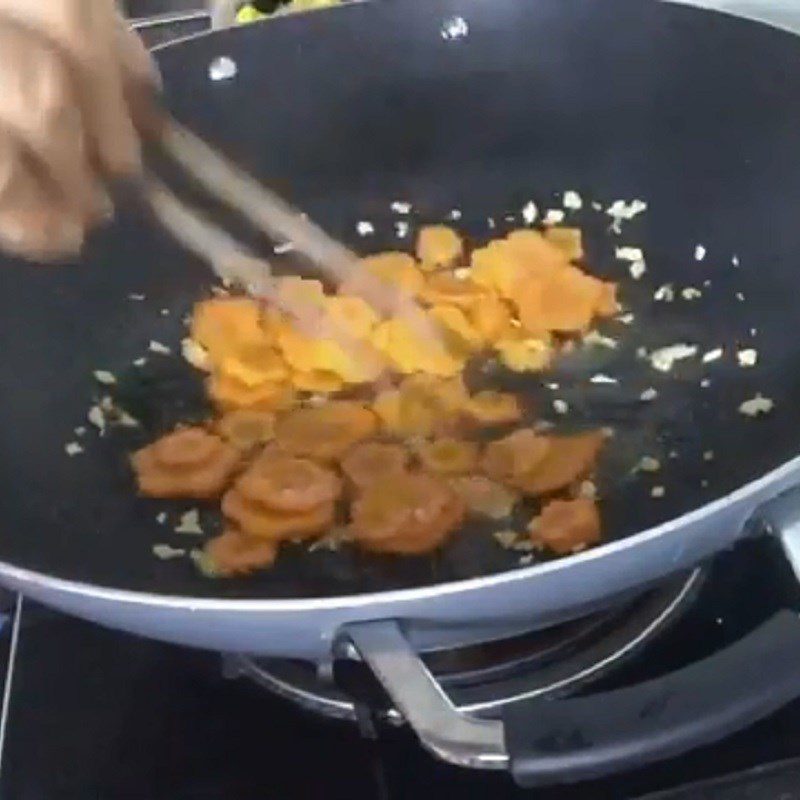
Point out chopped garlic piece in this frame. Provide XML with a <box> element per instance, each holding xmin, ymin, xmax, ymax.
<box><xmin>356</xmin><ymin>221</ymin><xmax>374</xmax><ymax>236</ymax></box>
<box><xmin>552</xmin><ymin>399</ymin><xmax>569</xmax><ymax>415</ymax></box>
<box><xmin>700</xmin><ymin>378</ymin><xmax>712</xmax><ymax>388</ymax></box>
<box><xmin>629</xmin><ymin>260</ymin><xmax>646</xmax><ymax>280</ymax></box>
<box><xmin>453</xmin><ymin>267</ymin><xmax>471</xmax><ymax>280</ymax></box>
<box><xmin>732</xmin><ymin>254</ymin><xmax>740</xmax><ymax>267</ymax></box>
<box><xmin>128</xmin><ymin>293</ymin><xmax>146</xmax><ymax>301</ymax></box>
<box><xmin>487</xmin><ymin>216</ymin><xmax>496</xmax><ymax>229</ymax></box>
<box><xmin>703</xmin><ymin>450</ymin><xmax>715</xmax><ymax>461</ymax></box>
<box><xmin>694</xmin><ymin>244</ymin><xmax>706</xmax><ymax>261</ymax></box>
<box><xmin>64</xmin><ymin>442</ymin><xmax>84</xmax><ymax>457</ymax></box>
<box><xmin>651</xmin><ymin>486</ymin><xmax>665</xmax><ymax>498</ymax></box>
<box><xmin>739</xmin><ymin>394</ymin><xmax>774</xmax><ymax>417</ymax></box>
<box><xmin>736</xmin><ymin>348</ymin><xmax>758</xmax><ymax>368</ymax></box>
<box><xmin>606</xmin><ymin>199</ymin><xmax>647</xmax><ymax>221</ymax></box>
<box><xmin>181</xmin><ymin>338</ymin><xmax>211</xmax><ymax>371</ymax></box>
<box><xmin>702</xmin><ymin>348</ymin><xmax>724</xmax><ymax>364</ymax></box>
<box><xmin>637</xmin><ymin>456</ymin><xmax>661</xmax><ymax>472</ymax></box>
<box><xmin>93</xmin><ymin>370</ymin><xmax>116</xmax><ymax>386</ymax></box>
<box><xmin>152</xmin><ymin>544</ymin><xmax>185</xmax><ymax>561</ymax></box>
<box><xmin>563</xmin><ymin>190</ymin><xmax>583</xmax><ymax>210</ymax></box>
<box><xmin>273</xmin><ymin>242</ymin><xmax>295</xmax><ymax>254</ymax></box>
<box><xmin>448</xmin><ymin>208</ymin><xmax>462</xmax><ymax>221</ymax></box>
<box><xmin>395</xmin><ymin>221</ymin><xmax>410</xmax><ymax>239</ymax></box>
<box><xmin>681</xmin><ymin>287</ymin><xmax>702</xmax><ymax>300</ymax></box>
<box><xmin>175</xmin><ymin>509</ymin><xmax>203</xmax><ymax>535</ymax></box>
<box><xmin>156</xmin><ymin>512</ymin><xmax>168</xmax><ymax>525</ymax></box>
<box><xmin>616</xmin><ymin>246</ymin><xmax>644</xmax><ymax>262</ymax></box>
<box><xmin>654</xmin><ymin>284</ymin><xmax>675</xmax><ymax>302</ymax></box>
<box><xmin>391</xmin><ymin>201</ymin><xmax>411</xmax><ymax>214</ymax></box>
<box><xmin>543</xmin><ymin>209</ymin><xmax>565</xmax><ymax>225</ymax></box>
<box><xmin>149</xmin><ymin>340</ymin><xmax>171</xmax><ymax>355</ymax></box>
<box><xmin>87</xmin><ymin>405</ymin><xmax>106</xmax><ymax>434</ymax></box>
<box><xmin>640</xmin><ymin>387</ymin><xmax>658</xmax><ymax>402</ymax></box>
<box><xmin>133</xmin><ymin>357</ymin><xmax>147</xmax><ymax>367</ymax></box>
<box><xmin>590</xmin><ymin>373</ymin><xmax>618</xmax><ymax>384</ymax></box>
<box><xmin>736</xmin><ymin>292</ymin><xmax>745</xmax><ymax>302</ymax></box>
<box><xmin>591</xmin><ymin>201</ymin><xmax>602</xmax><ymax>211</ymax></box>
<box><xmin>649</xmin><ymin>344</ymin><xmax>697</xmax><ymax>372</ymax></box>
<box><xmin>616</xmin><ymin>312</ymin><xmax>635</xmax><ymax>324</ymax></box>
<box><xmin>493</xmin><ymin>529</ymin><xmax>521</xmax><ymax>549</ymax></box>
<box><xmin>74</xmin><ymin>426</ymin><xmax>86</xmax><ymax>437</ymax></box>
<box><xmin>577</xmin><ymin>480</ymin><xmax>597</xmax><ymax>499</ymax></box>
<box><xmin>521</xmin><ymin>201</ymin><xmax>538</xmax><ymax>224</ymax></box>
<box><xmin>584</xmin><ymin>330</ymin><xmax>618</xmax><ymax>349</ymax></box>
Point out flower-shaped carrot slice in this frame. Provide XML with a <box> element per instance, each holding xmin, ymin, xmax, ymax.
<box><xmin>504</xmin><ymin>230</ymin><xmax>569</xmax><ymax>280</ymax></box>
<box><xmin>216</xmin><ymin>410</ymin><xmax>275</xmax><ymax>452</ymax></box>
<box><xmin>207</xmin><ymin>371</ymin><xmax>295</xmax><ymax>413</ymax></box>
<box><xmin>448</xmin><ymin>475</ymin><xmax>519</xmax><ymax>519</ymax></box>
<box><xmin>468</xmin><ymin>295</ymin><xmax>515</xmax><ymax>343</ymax></box>
<box><xmin>421</xmin><ymin>273</ymin><xmax>487</xmax><ymax>311</ymax></box>
<box><xmin>340</xmin><ymin>442</ymin><xmax>409</xmax><ymax>490</ymax></box>
<box><xmin>236</xmin><ymin>453</ymin><xmax>341</xmax><ymax>513</ymax></box>
<box><xmin>351</xmin><ymin>473</ymin><xmax>465</xmax><ymax>555</ymax></box>
<box><xmin>203</xmin><ymin>529</ymin><xmax>278</xmax><ymax>576</ymax></box>
<box><xmin>466</xmin><ymin>391</ymin><xmax>522</xmax><ymax>425</ymax></box>
<box><xmin>528</xmin><ymin>497</ymin><xmax>601</xmax><ymax>554</ymax></box>
<box><xmin>415</xmin><ymin>437</ymin><xmax>479</xmax><ymax>475</ymax></box>
<box><xmin>482</xmin><ymin>428</ymin><xmax>551</xmax><ymax>485</ymax></box>
<box><xmin>275</xmin><ymin>401</ymin><xmax>377</xmax><ymax>461</ymax></box>
<box><xmin>344</xmin><ymin>252</ymin><xmax>426</xmax><ymax>295</ymax></box>
<box><xmin>190</xmin><ymin>297</ymin><xmax>265</xmax><ymax>363</ymax></box>
<box><xmin>513</xmin><ymin>431</ymin><xmax>606</xmax><ymax>496</ymax></box>
<box><xmin>132</xmin><ymin>427</ymin><xmax>240</xmax><ymax>499</ymax></box>
<box><xmin>222</xmin><ymin>489</ymin><xmax>335</xmax><ymax>541</ymax></box>
<box><xmin>542</xmin><ymin>227</ymin><xmax>584</xmax><ymax>262</ymax></box>
<box><xmin>416</xmin><ymin>225</ymin><xmax>463</xmax><ymax>270</ymax></box>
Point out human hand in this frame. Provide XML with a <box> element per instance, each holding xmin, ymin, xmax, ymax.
<box><xmin>0</xmin><ymin>0</ymin><xmax>158</xmax><ymax>259</ymax></box>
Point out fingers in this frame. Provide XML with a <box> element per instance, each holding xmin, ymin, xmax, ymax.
<box><xmin>0</xmin><ymin>25</ymin><xmax>108</xmax><ymax>224</ymax></box>
<box><xmin>0</xmin><ymin>0</ymin><xmax>143</xmax><ymax>177</ymax></box>
<box><xmin>0</xmin><ymin>131</ymin><xmax>84</xmax><ymax>260</ymax></box>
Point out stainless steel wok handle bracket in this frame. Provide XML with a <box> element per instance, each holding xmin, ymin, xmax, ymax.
<box><xmin>344</xmin><ymin>619</ymin><xmax>509</xmax><ymax>770</ymax></box>
<box><xmin>755</xmin><ymin>486</ymin><xmax>800</xmax><ymax>583</ymax></box>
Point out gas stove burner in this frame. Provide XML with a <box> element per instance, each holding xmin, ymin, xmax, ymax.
<box><xmin>224</xmin><ymin>567</ymin><xmax>703</xmax><ymax>724</ymax></box>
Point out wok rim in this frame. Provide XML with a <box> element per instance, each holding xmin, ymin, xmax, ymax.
<box><xmin>2</xmin><ymin>0</ymin><xmax>795</xmax><ymax>611</ymax></box>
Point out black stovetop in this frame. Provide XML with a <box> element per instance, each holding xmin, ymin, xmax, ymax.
<box><xmin>1</xmin><ymin>537</ymin><xmax>800</xmax><ymax>800</ymax></box>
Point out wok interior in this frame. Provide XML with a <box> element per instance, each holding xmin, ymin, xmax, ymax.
<box><xmin>1</xmin><ymin>0</ymin><xmax>800</xmax><ymax>599</ymax></box>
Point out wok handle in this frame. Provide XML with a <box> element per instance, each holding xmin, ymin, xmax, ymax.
<box><xmin>506</xmin><ymin>487</ymin><xmax>800</xmax><ymax>788</ymax></box>
<box><xmin>504</xmin><ymin>609</ymin><xmax>800</xmax><ymax>787</ymax></box>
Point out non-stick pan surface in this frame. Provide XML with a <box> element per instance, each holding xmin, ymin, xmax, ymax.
<box><xmin>1</xmin><ymin>0</ymin><xmax>799</xmax><ymax>600</ymax></box>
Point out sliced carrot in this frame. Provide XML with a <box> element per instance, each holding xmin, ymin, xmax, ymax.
<box><xmin>528</xmin><ymin>497</ymin><xmax>601</xmax><ymax>554</ymax></box>
<box><xmin>421</xmin><ymin>272</ymin><xmax>487</xmax><ymax>311</ymax></box>
<box><xmin>190</xmin><ymin>298</ymin><xmax>265</xmax><ymax>363</ymax></box>
<box><xmin>132</xmin><ymin>427</ymin><xmax>240</xmax><ymax>499</ymax></box>
<box><xmin>290</xmin><ymin>369</ymin><xmax>345</xmax><ymax>393</ymax></box>
<box><xmin>416</xmin><ymin>225</ymin><xmax>463</xmax><ymax>270</ymax></box>
<box><xmin>505</xmin><ymin>229</ymin><xmax>569</xmax><ymax>280</ymax></box>
<box><xmin>466</xmin><ymin>390</ymin><xmax>522</xmax><ymax>425</ymax></box>
<box><xmin>468</xmin><ymin>294</ymin><xmax>515</xmax><ymax>343</ymax></box>
<box><xmin>236</xmin><ymin>452</ymin><xmax>341</xmax><ymax>512</ymax></box>
<box><xmin>351</xmin><ymin>252</ymin><xmax>426</xmax><ymax>295</ymax></box>
<box><xmin>222</xmin><ymin>489</ymin><xmax>335</xmax><ymax>541</ymax></box>
<box><xmin>542</xmin><ymin>227</ymin><xmax>584</xmax><ymax>261</ymax></box>
<box><xmin>429</xmin><ymin>304</ymin><xmax>484</xmax><ymax>354</ymax></box>
<box><xmin>416</xmin><ymin>437</ymin><xmax>479</xmax><ymax>475</ymax></box>
<box><xmin>216</xmin><ymin>410</ymin><xmax>275</xmax><ymax>452</ymax></box>
<box><xmin>340</xmin><ymin>441</ymin><xmax>409</xmax><ymax>490</ymax></box>
<box><xmin>207</xmin><ymin>371</ymin><xmax>295</xmax><ymax>413</ymax></box>
<box><xmin>448</xmin><ymin>475</ymin><xmax>519</xmax><ymax>519</ymax></box>
<box><xmin>351</xmin><ymin>473</ymin><xmax>464</xmax><ymax>554</ymax></box>
<box><xmin>513</xmin><ymin>431</ymin><xmax>606</xmax><ymax>495</ymax></box>
<box><xmin>275</xmin><ymin>401</ymin><xmax>377</xmax><ymax>461</ymax></box>
<box><xmin>203</xmin><ymin>529</ymin><xmax>278</xmax><ymax>576</ymax></box>
<box><xmin>482</xmin><ymin>428</ymin><xmax>551</xmax><ymax>485</ymax></box>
